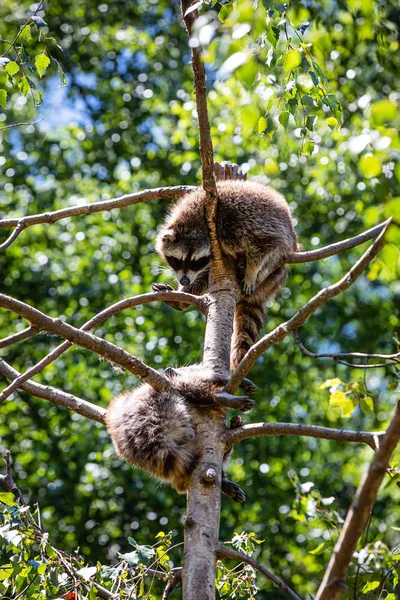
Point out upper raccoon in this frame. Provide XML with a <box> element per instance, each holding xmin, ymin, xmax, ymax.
<box><xmin>106</xmin><ymin>365</ymin><xmax>246</xmax><ymax>502</ymax></box>
<box><xmin>155</xmin><ymin>180</ymin><xmax>299</xmax><ymax>368</ymax></box>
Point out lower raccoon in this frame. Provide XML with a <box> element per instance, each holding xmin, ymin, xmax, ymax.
<box><xmin>155</xmin><ymin>180</ymin><xmax>300</xmax><ymax>368</ymax></box>
<box><xmin>106</xmin><ymin>365</ymin><xmax>246</xmax><ymax>502</ymax></box>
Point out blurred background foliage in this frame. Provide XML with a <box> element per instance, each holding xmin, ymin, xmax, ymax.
<box><xmin>0</xmin><ymin>0</ymin><xmax>399</xmax><ymax>597</ymax></box>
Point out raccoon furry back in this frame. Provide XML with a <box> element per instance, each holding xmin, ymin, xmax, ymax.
<box><xmin>106</xmin><ymin>383</ymin><xmax>198</xmax><ymax>493</ymax></box>
<box><xmin>156</xmin><ymin>180</ymin><xmax>300</xmax><ymax>368</ymax></box>
<box><xmin>106</xmin><ymin>365</ymin><xmax>245</xmax><ymax>499</ymax></box>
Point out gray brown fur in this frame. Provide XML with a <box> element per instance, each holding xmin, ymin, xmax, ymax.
<box><xmin>156</xmin><ymin>180</ymin><xmax>299</xmax><ymax>367</ymax></box>
<box><xmin>106</xmin><ymin>365</ymin><xmax>245</xmax><ymax>501</ymax></box>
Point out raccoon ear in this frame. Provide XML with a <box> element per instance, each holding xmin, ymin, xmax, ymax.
<box><xmin>161</xmin><ymin>229</ymin><xmax>175</xmax><ymax>243</ymax></box>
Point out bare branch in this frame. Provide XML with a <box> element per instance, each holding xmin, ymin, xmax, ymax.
<box><xmin>315</xmin><ymin>400</ymin><xmax>400</xmax><ymax>600</ymax></box>
<box><xmin>226</xmin><ymin>422</ymin><xmax>383</xmax><ymax>451</ymax></box>
<box><xmin>0</xmin><ymin>325</ymin><xmax>39</xmax><ymax>349</ymax></box>
<box><xmin>216</xmin><ymin>543</ymin><xmax>302</xmax><ymax>600</ymax></box>
<box><xmin>0</xmin><ymin>185</ymin><xmax>195</xmax><ymax>250</ymax></box>
<box><xmin>0</xmin><ymin>118</ymin><xmax>43</xmax><ymax>132</ymax></box>
<box><xmin>225</xmin><ymin>220</ymin><xmax>391</xmax><ymax>393</ymax></box>
<box><xmin>0</xmin><ymin>357</ymin><xmax>106</xmax><ymax>423</ymax></box>
<box><xmin>0</xmin><ymin>290</ymin><xmax>204</xmax><ymax>404</ymax></box>
<box><xmin>0</xmin><ymin>450</ymin><xmax>25</xmax><ymax>504</ymax></box>
<box><xmin>287</xmin><ymin>220</ymin><xmax>391</xmax><ymax>264</ymax></box>
<box><xmin>0</xmin><ymin>293</ymin><xmax>170</xmax><ymax>394</ymax></box>
<box><xmin>2</xmin><ymin>1</ymin><xmax>44</xmax><ymax>57</ymax></box>
<box><xmin>293</xmin><ymin>331</ymin><xmax>400</xmax><ymax>369</ymax></box>
<box><xmin>0</xmin><ymin>221</ymin><xmax>27</xmax><ymax>252</ymax></box>
<box><xmin>162</xmin><ymin>569</ymin><xmax>182</xmax><ymax>599</ymax></box>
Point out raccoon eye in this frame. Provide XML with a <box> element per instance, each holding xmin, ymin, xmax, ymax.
<box><xmin>165</xmin><ymin>256</ymin><xmax>184</xmax><ymax>271</ymax></box>
<box><xmin>189</xmin><ymin>256</ymin><xmax>210</xmax><ymax>271</ymax></box>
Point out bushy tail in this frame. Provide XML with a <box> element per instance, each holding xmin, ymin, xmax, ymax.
<box><xmin>231</xmin><ymin>266</ymin><xmax>287</xmax><ymax>369</ymax></box>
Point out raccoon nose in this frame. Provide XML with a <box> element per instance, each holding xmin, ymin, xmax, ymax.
<box><xmin>180</xmin><ymin>275</ymin><xmax>190</xmax><ymax>286</ymax></box>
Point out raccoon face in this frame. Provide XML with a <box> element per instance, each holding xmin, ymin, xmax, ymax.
<box><xmin>164</xmin><ymin>247</ymin><xmax>210</xmax><ymax>286</ymax></box>
<box><xmin>157</xmin><ymin>229</ymin><xmax>210</xmax><ymax>286</ymax></box>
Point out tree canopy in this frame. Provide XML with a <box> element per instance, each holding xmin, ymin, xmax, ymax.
<box><xmin>0</xmin><ymin>0</ymin><xmax>399</xmax><ymax>598</ymax></box>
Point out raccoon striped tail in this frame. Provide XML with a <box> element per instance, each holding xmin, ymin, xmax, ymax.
<box><xmin>231</xmin><ymin>266</ymin><xmax>287</xmax><ymax>369</ymax></box>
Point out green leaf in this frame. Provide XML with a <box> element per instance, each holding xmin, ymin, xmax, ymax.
<box><xmin>362</xmin><ymin>581</ymin><xmax>380</xmax><ymax>593</ymax></box>
<box><xmin>301</xmin><ymin>94</ymin><xmax>317</xmax><ymax>107</ymax></box>
<box><xmin>0</xmin><ymin>492</ymin><xmax>15</xmax><ymax>506</ymax></box>
<box><xmin>18</xmin><ymin>76</ymin><xmax>30</xmax><ymax>96</ymax></box>
<box><xmin>312</xmin><ymin>61</ymin><xmax>328</xmax><ymax>84</ymax></box>
<box><xmin>310</xmin><ymin>70</ymin><xmax>319</xmax><ymax>86</ymax></box>
<box><xmin>329</xmin><ymin>391</ymin><xmax>354</xmax><ymax>417</ymax></box>
<box><xmin>218</xmin><ymin>3</ymin><xmax>232</xmax><ymax>22</ymax></box>
<box><xmin>360</xmin><ymin>396</ymin><xmax>374</xmax><ymax>413</ymax></box>
<box><xmin>306</xmin><ymin>115</ymin><xmax>317</xmax><ymax>131</ymax></box>
<box><xmin>0</xmin><ymin>565</ymin><xmax>13</xmax><ymax>581</ymax></box>
<box><xmin>279</xmin><ymin>111</ymin><xmax>290</xmax><ymax>128</ymax></box>
<box><xmin>237</xmin><ymin>60</ymin><xmax>258</xmax><ymax>90</ymax></box>
<box><xmin>19</xmin><ymin>25</ymin><xmax>32</xmax><ymax>43</ymax></box>
<box><xmin>35</xmin><ymin>53</ymin><xmax>50</xmax><ymax>78</ymax></box>
<box><xmin>258</xmin><ymin>116</ymin><xmax>267</xmax><ymax>133</ymax></box>
<box><xmin>284</xmin><ymin>49</ymin><xmax>301</xmax><ymax>73</ymax></box>
<box><xmin>5</xmin><ymin>61</ymin><xmax>19</xmax><ymax>77</ymax></box>
<box><xmin>387</xmin><ymin>382</ymin><xmax>398</xmax><ymax>391</ymax></box>
<box><xmin>0</xmin><ymin>88</ymin><xmax>7</xmax><ymax>108</ymax></box>
<box><xmin>266</xmin><ymin>26</ymin><xmax>280</xmax><ymax>48</ymax></box>
<box><xmin>77</xmin><ymin>566</ymin><xmax>97</xmax><ymax>580</ymax></box>
<box><xmin>359</xmin><ymin>154</ymin><xmax>382</xmax><ymax>179</ymax></box>
<box><xmin>326</xmin><ymin>116</ymin><xmax>339</xmax><ymax>130</ymax></box>
<box><xmin>301</xmin><ymin>141</ymin><xmax>315</xmax><ymax>156</ymax></box>
<box><xmin>56</xmin><ymin>62</ymin><xmax>66</xmax><ymax>87</ymax></box>
<box><xmin>310</xmin><ymin>542</ymin><xmax>327</xmax><ymax>555</ymax></box>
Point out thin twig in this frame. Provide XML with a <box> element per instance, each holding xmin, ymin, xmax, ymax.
<box><xmin>0</xmin><ymin>357</ymin><xmax>106</xmax><ymax>422</ymax></box>
<box><xmin>216</xmin><ymin>543</ymin><xmax>302</xmax><ymax>600</ymax></box>
<box><xmin>225</xmin><ymin>422</ymin><xmax>383</xmax><ymax>450</ymax></box>
<box><xmin>0</xmin><ymin>450</ymin><xmax>25</xmax><ymax>504</ymax></box>
<box><xmin>0</xmin><ymin>325</ymin><xmax>39</xmax><ymax>349</ymax></box>
<box><xmin>225</xmin><ymin>220</ymin><xmax>391</xmax><ymax>393</ymax></box>
<box><xmin>0</xmin><ymin>118</ymin><xmax>43</xmax><ymax>132</ymax></box>
<box><xmin>0</xmin><ymin>290</ymin><xmax>203</xmax><ymax>404</ymax></box>
<box><xmin>315</xmin><ymin>400</ymin><xmax>400</xmax><ymax>600</ymax></box>
<box><xmin>2</xmin><ymin>1</ymin><xmax>44</xmax><ymax>57</ymax></box>
<box><xmin>162</xmin><ymin>569</ymin><xmax>182</xmax><ymax>599</ymax></box>
<box><xmin>293</xmin><ymin>331</ymin><xmax>400</xmax><ymax>369</ymax></box>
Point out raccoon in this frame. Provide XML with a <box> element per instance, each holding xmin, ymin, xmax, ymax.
<box><xmin>155</xmin><ymin>180</ymin><xmax>299</xmax><ymax>368</ymax></box>
<box><xmin>105</xmin><ymin>365</ymin><xmax>246</xmax><ymax>502</ymax></box>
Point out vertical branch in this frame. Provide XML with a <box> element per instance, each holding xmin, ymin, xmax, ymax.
<box><xmin>179</xmin><ymin>3</ymin><xmax>239</xmax><ymax>599</ymax></box>
<box><xmin>315</xmin><ymin>401</ymin><xmax>400</xmax><ymax>600</ymax></box>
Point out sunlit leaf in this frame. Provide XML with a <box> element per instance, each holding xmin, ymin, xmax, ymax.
<box><xmin>35</xmin><ymin>53</ymin><xmax>50</xmax><ymax>78</ymax></box>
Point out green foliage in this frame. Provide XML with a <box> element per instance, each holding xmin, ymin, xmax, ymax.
<box><xmin>0</xmin><ymin>7</ymin><xmax>65</xmax><ymax>111</ymax></box>
<box><xmin>0</xmin><ymin>0</ymin><xmax>399</xmax><ymax>598</ymax></box>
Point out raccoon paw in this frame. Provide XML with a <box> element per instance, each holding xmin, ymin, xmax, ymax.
<box><xmin>213</xmin><ymin>392</ymin><xmax>255</xmax><ymax>413</ymax></box>
<box><xmin>152</xmin><ymin>282</ymin><xmax>174</xmax><ymax>292</ymax></box>
<box><xmin>242</xmin><ymin>279</ymin><xmax>257</xmax><ymax>296</ymax></box>
<box><xmin>229</xmin><ymin>415</ymin><xmax>243</xmax><ymax>430</ymax></box>
<box><xmin>221</xmin><ymin>478</ymin><xmax>246</xmax><ymax>503</ymax></box>
<box><xmin>239</xmin><ymin>378</ymin><xmax>257</xmax><ymax>394</ymax></box>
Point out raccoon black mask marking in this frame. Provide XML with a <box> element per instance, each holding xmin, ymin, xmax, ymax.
<box><xmin>155</xmin><ymin>180</ymin><xmax>300</xmax><ymax>368</ymax></box>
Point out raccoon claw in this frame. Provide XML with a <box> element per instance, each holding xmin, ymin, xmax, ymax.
<box><xmin>213</xmin><ymin>392</ymin><xmax>255</xmax><ymax>413</ymax></box>
<box><xmin>221</xmin><ymin>478</ymin><xmax>246</xmax><ymax>503</ymax></box>
<box><xmin>242</xmin><ymin>280</ymin><xmax>257</xmax><ymax>296</ymax></box>
<box><xmin>239</xmin><ymin>378</ymin><xmax>257</xmax><ymax>394</ymax></box>
<box><xmin>229</xmin><ymin>415</ymin><xmax>244</xmax><ymax>430</ymax></box>
<box><xmin>152</xmin><ymin>282</ymin><xmax>174</xmax><ymax>292</ymax></box>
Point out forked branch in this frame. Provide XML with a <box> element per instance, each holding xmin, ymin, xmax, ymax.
<box><xmin>315</xmin><ymin>400</ymin><xmax>400</xmax><ymax>600</ymax></box>
<box><xmin>216</xmin><ymin>543</ymin><xmax>301</xmax><ymax>600</ymax></box>
<box><xmin>0</xmin><ymin>293</ymin><xmax>170</xmax><ymax>394</ymax></box>
<box><xmin>225</xmin><ymin>220</ymin><xmax>391</xmax><ymax>393</ymax></box>
<box><xmin>0</xmin><ymin>289</ymin><xmax>203</xmax><ymax>404</ymax></box>
<box><xmin>293</xmin><ymin>331</ymin><xmax>400</xmax><ymax>369</ymax></box>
